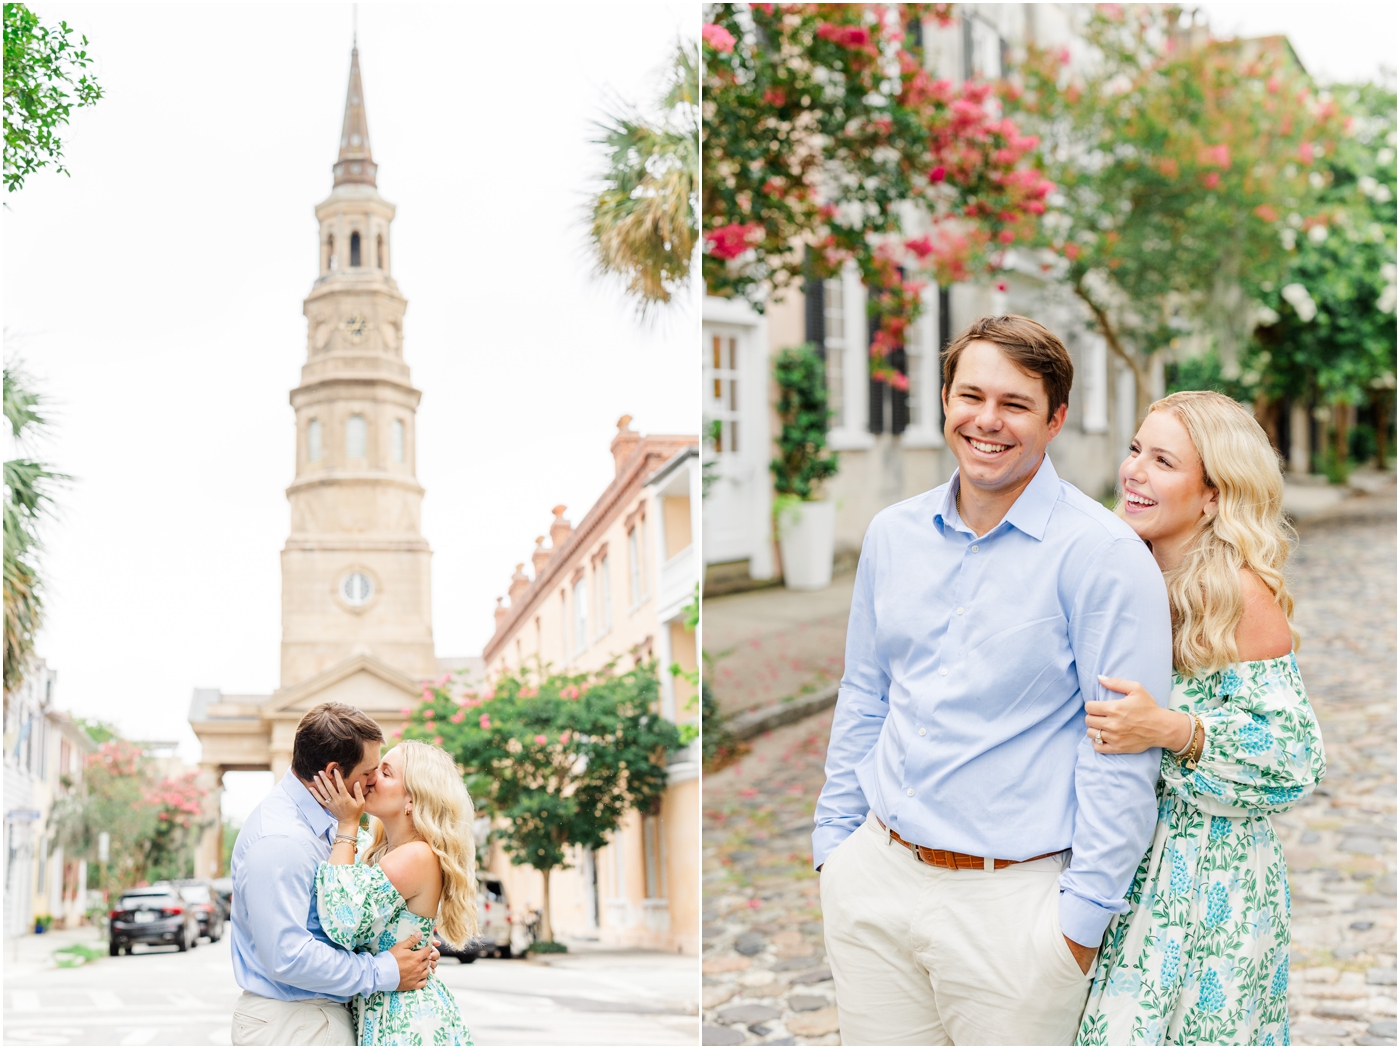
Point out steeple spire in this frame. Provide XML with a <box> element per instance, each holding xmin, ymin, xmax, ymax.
<box><xmin>332</xmin><ymin>46</ymin><xmax>377</xmax><ymax>188</ymax></box>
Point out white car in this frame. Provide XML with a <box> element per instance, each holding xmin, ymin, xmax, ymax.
<box><xmin>442</xmin><ymin>875</ymin><xmax>513</xmax><ymax>962</ymax></box>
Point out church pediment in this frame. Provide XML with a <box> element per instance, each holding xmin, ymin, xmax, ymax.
<box><xmin>264</xmin><ymin>653</ymin><xmax>423</xmax><ymax>720</ymax></box>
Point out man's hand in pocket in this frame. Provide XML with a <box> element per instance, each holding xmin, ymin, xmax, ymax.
<box><xmin>1064</xmin><ymin>935</ymin><xmax>1097</xmax><ymax>975</ymax></box>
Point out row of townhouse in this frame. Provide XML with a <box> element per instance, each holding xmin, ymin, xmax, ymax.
<box><xmin>704</xmin><ymin>3</ymin><xmax>1315</xmax><ymax>588</ymax></box>
<box><xmin>3</xmin><ymin>661</ymin><xmax>98</xmax><ymax>938</ymax></box>
<box><xmin>479</xmin><ymin>416</ymin><xmax>701</xmax><ymax>954</ymax></box>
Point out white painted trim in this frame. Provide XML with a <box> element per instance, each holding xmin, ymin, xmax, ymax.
<box><xmin>902</xmin><ymin>281</ymin><xmax>945</xmax><ymax>448</ymax></box>
<box><xmin>828</xmin><ymin>265</ymin><xmax>871</xmax><ymax>448</ymax></box>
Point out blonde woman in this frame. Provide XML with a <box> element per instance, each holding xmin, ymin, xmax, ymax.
<box><xmin>309</xmin><ymin>740</ymin><xmax>477</xmax><ymax>1046</ymax></box>
<box><xmin>1075</xmin><ymin>391</ymin><xmax>1326</xmax><ymax>1046</ymax></box>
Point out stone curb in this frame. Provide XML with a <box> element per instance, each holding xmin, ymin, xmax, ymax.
<box><xmin>726</xmin><ymin>684</ymin><xmax>840</xmax><ymax>742</ymax></box>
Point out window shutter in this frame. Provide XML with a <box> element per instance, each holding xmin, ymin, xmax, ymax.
<box><xmin>868</xmin><ymin>307</ymin><xmax>885</xmax><ymax>435</ymax></box>
<box><xmin>939</xmin><ymin>284</ymin><xmax>952</xmax><ymax>389</ymax></box>
<box><xmin>804</xmin><ymin>276</ymin><xmax>826</xmax><ymax>358</ymax></box>
<box><xmin>890</xmin><ymin>348</ymin><xmax>909</xmax><ymax>435</ymax></box>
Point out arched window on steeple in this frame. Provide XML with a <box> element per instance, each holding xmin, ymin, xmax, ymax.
<box><xmin>327</xmin><ymin>235</ymin><xmax>337</xmax><ymax>271</ymax></box>
<box><xmin>350</xmin><ymin>231</ymin><xmax>362</xmax><ymax>268</ymax></box>
<box><xmin>346</xmin><ymin>415</ymin><xmax>367</xmax><ymax>459</ymax></box>
<box><xmin>307</xmin><ymin>419</ymin><xmax>322</xmax><ymax>462</ymax></box>
<box><xmin>376</xmin><ymin>234</ymin><xmax>384</xmax><ymax>270</ymax></box>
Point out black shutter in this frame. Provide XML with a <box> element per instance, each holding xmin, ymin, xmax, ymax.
<box><xmin>890</xmin><ymin>348</ymin><xmax>909</xmax><ymax>435</ymax></box>
<box><xmin>868</xmin><ymin>306</ymin><xmax>884</xmax><ymax>435</ymax></box>
<box><xmin>804</xmin><ymin>276</ymin><xmax>826</xmax><ymax>358</ymax></box>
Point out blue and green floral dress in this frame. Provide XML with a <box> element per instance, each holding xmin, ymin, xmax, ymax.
<box><xmin>1077</xmin><ymin>655</ymin><xmax>1325</xmax><ymax>1046</ymax></box>
<box><xmin>315</xmin><ymin>860</ymin><xmax>472</xmax><ymax>1046</ymax></box>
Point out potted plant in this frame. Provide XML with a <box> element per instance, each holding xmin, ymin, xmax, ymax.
<box><xmin>771</xmin><ymin>344</ymin><xmax>840</xmax><ymax>590</ymax></box>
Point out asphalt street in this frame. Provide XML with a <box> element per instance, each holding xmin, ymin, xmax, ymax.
<box><xmin>2</xmin><ymin>926</ymin><xmax>699</xmax><ymax>1046</ymax></box>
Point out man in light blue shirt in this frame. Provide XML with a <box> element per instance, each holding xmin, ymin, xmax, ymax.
<box><xmin>230</xmin><ymin>703</ymin><xmax>437</xmax><ymax>1045</ymax></box>
<box><xmin>815</xmin><ymin>316</ymin><xmax>1171</xmax><ymax>1045</ymax></box>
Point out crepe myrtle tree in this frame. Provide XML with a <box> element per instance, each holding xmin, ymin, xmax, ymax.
<box><xmin>403</xmin><ymin>664</ymin><xmax>681</xmax><ymax>945</ymax></box>
<box><xmin>703</xmin><ymin>3</ymin><xmax>1051</xmax><ymax>387</ymax></box>
<box><xmin>1003</xmin><ymin>4</ymin><xmax>1345</xmax><ymax>421</ymax></box>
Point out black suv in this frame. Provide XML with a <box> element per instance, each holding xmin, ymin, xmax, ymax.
<box><xmin>161</xmin><ymin>880</ymin><xmax>225</xmax><ymax>943</ymax></box>
<box><xmin>109</xmin><ymin>887</ymin><xmax>199</xmax><ymax>955</ymax></box>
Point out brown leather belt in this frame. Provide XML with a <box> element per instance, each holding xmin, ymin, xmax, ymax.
<box><xmin>877</xmin><ymin>817</ymin><xmax>1063</xmax><ymax>871</ymax></box>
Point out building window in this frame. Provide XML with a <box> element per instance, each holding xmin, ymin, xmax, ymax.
<box><xmin>643</xmin><ymin>813</ymin><xmax>665</xmax><ymax>899</ymax></box>
<box><xmin>597</xmin><ymin>555</ymin><xmax>612</xmax><ymax>635</ymax></box>
<box><xmin>560</xmin><ymin>592</ymin><xmax>569</xmax><ymax>659</ymax></box>
<box><xmin>628</xmin><ymin>525</ymin><xmax>644</xmax><ymax>606</ymax></box>
<box><xmin>391</xmin><ymin>419</ymin><xmax>405</xmax><ymax>463</ymax></box>
<box><xmin>572</xmin><ymin>578</ymin><xmax>588</xmax><ymax>655</ymax></box>
<box><xmin>308</xmin><ymin>419</ymin><xmax>322</xmax><ymax>462</ymax></box>
<box><xmin>824</xmin><ymin>279</ymin><xmax>846</xmax><ymax>430</ymax></box>
<box><xmin>350</xmin><ymin>231</ymin><xmax>362</xmax><ymax>267</ymax></box>
<box><xmin>707</xmin><ymin>333</ymin><xmax>740</xmax><ymax>453</ymax></box>
<box><xmin>376</xmin><ymin>234</ymin><xmax>385</xmax><ymax>270</ymax></box>
<box><xmin>326</xmin><ymin>235</ymin><xmax>336</xmax><ymax>271</ymax></box>
<box><xmin>346</xmin><ymin>414</ymin><xmax>367</xmax><ymax>459</ymax></box>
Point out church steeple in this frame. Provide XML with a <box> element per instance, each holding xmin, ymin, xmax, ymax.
<box><xmin>332</xmin><ymin>46</ymin><xmax>377</xmax><ymax>188</ymax></box>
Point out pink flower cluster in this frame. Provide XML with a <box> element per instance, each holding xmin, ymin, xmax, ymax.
<box><xmin>815</xmin><ymin>22</ymin><xmax>875</xmax><ymax>53</ymax></box>
<box><xmin>705</xmin><ymin>222</ymin><xmax>764</xmax><ymax>260</ymax></box>
<box><xmin>702</xmin><ymin>23</ymin><xmax>735</xmax><ymax>54</ymax></box>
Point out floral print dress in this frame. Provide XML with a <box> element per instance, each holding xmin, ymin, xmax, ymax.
<box><xmin>315</xmin><ymin>861</ymin><xmax>472</xmax><ymax>1046</ymax></box>
<box><xmin>1077</xmin><ymin>655</ymin><xmax>1325</xmax><ymax>1046</ymax></box>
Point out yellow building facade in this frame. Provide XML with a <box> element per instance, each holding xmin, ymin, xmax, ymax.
<box><xmin>480</xmin><ymin>420</ymin><xmax>700</xmax><ymax>955</ymax></box>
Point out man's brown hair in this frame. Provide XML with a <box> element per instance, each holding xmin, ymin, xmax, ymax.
<box><xmin>291</xmin><ymin>702</ymin><xmax>385</xmax><ymax>782</ymax></box>
<box><xmin>942</xmin><ymin>315</ymin><xmax>1074</xmax><ymax>420</ymax></box>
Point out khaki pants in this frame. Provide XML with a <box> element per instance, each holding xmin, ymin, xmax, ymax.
<box><xmin>820</xmin><ymin>813</ymin><xmax>1092</xmax><ymax>1046</ymax></box>
<box><xmin>230</xmin><ymin>991</ymin><xmax>356</xmax><ymax>1046</ymax></box>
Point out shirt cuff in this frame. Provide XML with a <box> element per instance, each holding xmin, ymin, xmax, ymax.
<box><xmin>812</xmin><ymin>819</ymin><xmax>862</xmax><ymax>870</ymax></box>
<box><xmin>1058</xmin><ymin>889</ymin><xmax>1114</xmax><ymax>948</ymax></box>
<box><xmin>372</xmin><ymin>951</ymin><xmax>399</xmax><ymax>994</ymax></box>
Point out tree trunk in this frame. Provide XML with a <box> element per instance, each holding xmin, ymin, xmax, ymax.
<box><xmin>1075</xmin><ymin>283</ymin><xmax>1154</xmax><ymax>425</ymax></box>
<box><xmin>538</xmin><ymin>866</ymin><xmax>554</xmax><ymax>943</ymax></box>
<box><xmin>1373</xmin><ymin>388</ymin><xmax>1392</xmax><ymax>471</ymax></box>
<box><xmin>1333</xmin><ymin>402</ymin><xmax>1350</xmax><ymax>478</ymax></box>
<box><xmin>1254</xmin><ymin>393</ymin><xmax>1281</xmax><ymax>462</ymax></box>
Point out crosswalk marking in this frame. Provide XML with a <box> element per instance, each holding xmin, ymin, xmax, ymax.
<box><xmin>118</xmin><ymin>1029</ymin><xmax>158</xmax><ymax>1046</ymax></box>
<box><xmin>89</xmin><ymin>990</ymin><xmax>124</xmax><ymax>1010</ymax></box>
<box><xmin>11</xmin><ymin>991</ymin><xmax>40</xmax><ymax>1011</ymax></box>
<box><xmin>166</xmin><ymin>991</ymin><xmax>206</xmax><ymax>1009</ymax></box>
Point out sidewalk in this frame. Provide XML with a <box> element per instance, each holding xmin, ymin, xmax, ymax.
<box><xmin>704</xmin><ymin>573</ymin><xmax>855</xmax><ymax>720</ymax></box>
<box><xmin>3</xmin><ymin>923</ymin><xmax>105</xmax><ymax>979</ymax></box>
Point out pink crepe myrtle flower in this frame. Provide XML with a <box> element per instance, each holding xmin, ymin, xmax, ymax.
<box><xmin>400</xmin><ymin>707</ymin><xmax>413</xmax><ymax>717</ymax></box>
<box><xmin>1202</xmin><ymin>171</ymin><xmax>1221</xmax><ymax>189</ymax></box>
<box><xmin>479</xmin><ymin>714</ymin><xmax>491</xmax><ymax>730</ymax></box>
<box><xmin>929</xmin><ymin>165</ymin><xmax>947</xmax><ymax>183</ymax></box>
<box><xmin>534</xmin><ymin>734</ymin><xmax>548</xmax><ymax>745</ymax></box>
<box><xmin>433</xmin><ymin>736</ymin><xmax>444</xmax><ymax>747</ymax></box>
<box><xmin>423</xmin><ymin>709</ymin><xmax>435</xmax><ymax>720</ymax></box>
<box><xmin>559</xmin><ymin>730</ymin><xmax>572</xmax><ymax>745</ymax></box>
<box><xmin>701</xmin><ymin>23</ymin><xmax>735</xmax><ymax>53</ymax></box>
<box><xmin>449</xmin><ymin>711</ymin><xmax>465</xmax><ymax>724</ymax></box>
<box><xmin>425</xmin><ymin>721</ymin><xmax>437</xmax><ymax>732</ymax></box>
<box><xmin>705</xmin><ymin>222</ymin><xmax>764</xmax><ymax>260</ymax></box>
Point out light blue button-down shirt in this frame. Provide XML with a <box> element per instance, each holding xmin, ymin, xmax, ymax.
<box><xmin>813</xmin><ymin>455</ymin><xmax>1172</xmax><ymax>946</ymax></box>
<box><xmin>231</xmin><ymin>770</ymin><xmax>397</xmax><ymax>1001</ymax></box>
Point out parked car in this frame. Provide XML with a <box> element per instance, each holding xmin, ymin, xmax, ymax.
<box><xmin>211</xmin><ymin>876</ymin><xmax>233</xmax><ymax>919</ymax></box>
<box><xmin>164</xmin><ymin>880</ymin><xmax>225</xmax><ymax>942</ymax></box>
<box><xmin>109</xmin><ymin>887</ymin><xmax>199</xmax><ymax>955</ymax></box>
<box><xmin>439</xmin><ymin>875</ymin><xmax>514</xmax><ymax>962</ymax></box>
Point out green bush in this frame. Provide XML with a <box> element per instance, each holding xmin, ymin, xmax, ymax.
<box><xmin>528</xmin><ymin>940</ymin><xmax>568</xmax><ymax>954</ymax></box>
<box><xmin>771</xmin><ymin>344</ymin><xmax>838</xmax><ymax>501</ymax></box>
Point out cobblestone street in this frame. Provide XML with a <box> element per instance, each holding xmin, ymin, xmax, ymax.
<box><xmin>702</xmin><ymin>511</ymin><xmax>1397</xmax><ymax>1046</ymax></box>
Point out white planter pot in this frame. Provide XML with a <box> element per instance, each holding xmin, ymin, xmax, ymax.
<box><xmin>777</xmin><ymin>499</ymin><xmax>836</xmax><ymax>591</ymax></box>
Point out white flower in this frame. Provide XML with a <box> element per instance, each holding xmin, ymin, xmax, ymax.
<box><xmin>1379</xmin><ymin>263</ymin><xmax>1397</xmax><ymax>315</ymax></box>
<box><xmin>1281</xmin><ymin>283</ymin><xmax>1318</xmax><ymax>322</ymax></box>
<box><xmin>1255</xmin><ymin>305</ymin><xmax>1280</xmax><ymax>326</ymax></box>
<box><xmin>1281</xmin><ymin>228</ymin><xmax>1298</xmax><ymax>250</ymax></box>
<box><xmin>1360</xmin><ymin>176</ymin><xmax>1379</xmax><ymax>195</ymax></box>
<box><xmin>1308</xmin><ymin>224</ymin><xmax>1329</xmax><ymax>245</ymax></box>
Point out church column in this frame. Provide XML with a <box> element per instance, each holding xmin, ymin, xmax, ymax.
<box><xmin>196</xmin><ymin>763</ymin><xmax>224</xmax><ymax>878</ymax></box>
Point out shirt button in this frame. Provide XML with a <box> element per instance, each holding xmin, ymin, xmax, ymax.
<box><xmin>919</xmin><ymin>727</ymin><xmax>927</xmax><ymax>736</ymax></box>
<box><xmin>906</xmin><ymin>787</ymin><xmax>915</xmax><ymax>796</ymax></box>
<box><xmin>940</xmin><ymin>667</ymin><xmax>948</xmax><ymax>676</ymax></box>
<box><xmin>956</xmin><ymin>607</ymin><xmax>964</xmax><ymax>615</ymax></box>
<box><xmin>971</xmin><ymin>544</ymin><xmax>980</xmax><ymax>552</ymax></box>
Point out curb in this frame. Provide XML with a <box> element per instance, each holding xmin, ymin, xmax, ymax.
<box><xmin>725</xmin><ymin>684</ymin><xmax>840</xmax><ymax>742</ymax></box>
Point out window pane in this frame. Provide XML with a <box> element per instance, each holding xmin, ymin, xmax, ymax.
<box><xmin>628</xmin><ymin>530</ymin><xmax>640</xmax><ymax>605</ymax></box>
<box><xmin>391</xmin><ymin>419</ymin><xmax>405</xmax><ymax>463</ymax></box>
<box><xmin>573</xmin><ymin>579</ymin><xmax>587</xmax><ymax>652</ymax></box>
<box><xmin>308</xmin><ymin>419</ymin><xmax>322</xmax><ymax>462</ymax></box>
<box><xmin>346</xmin><ymin>415</ymin><xmax>367</xmax><ymax>458</ymax></box>
<box><xmin>599</xmin><ymin>556</ymin><xmax>611</xmax><ymax>632</ymax></box>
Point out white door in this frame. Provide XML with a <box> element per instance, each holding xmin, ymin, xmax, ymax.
<box><xmin>702</xmin><ymin>318</ymin><xmax>774</xmax><ymax>577</ymax></box>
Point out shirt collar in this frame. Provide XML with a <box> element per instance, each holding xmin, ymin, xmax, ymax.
<box><xmin>280</xmin><ymin>769</ymin><xmax>335</xmax><ymax>841</ymax></box>
<box><xmin>936</xmin><ymin>454</ymin><xmax>1061</xmax><ymax>542</ymax></box>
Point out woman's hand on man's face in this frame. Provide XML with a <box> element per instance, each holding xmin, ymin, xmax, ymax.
<box><xmin>309</xmin><ymin>767</ymin><xmax>366</xmax><ymax>828</ymax></box>
<box><xmin>1085</xmin><ymin>676</ymin><xmax>1189</xmax><ymax>754</ymax></box>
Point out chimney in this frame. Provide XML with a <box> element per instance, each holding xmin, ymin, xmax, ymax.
<box><xmin>531</xmin><ymin>536</ymin><xmax>551</xmax><ymax>575</ymax></box>
<box><xmin>508</xmin><ymin>563</ymin><xmax>529</xmax><ymax>602</ymax></box>
<box><xmin>610</xmin><ymin>414</ymin><xmax>641</xmax><ymax>476</ymax></box>
<box><xmin>493</xmin><ymin>596</ymin><xmax>507</xmax><ymax>633</ymax></box>
<box><xmin>549</xmin><ymin>505</ymin><xmax>572</xmax><ymax>551</ymax></box>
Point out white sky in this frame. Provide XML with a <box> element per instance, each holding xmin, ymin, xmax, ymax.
<box><xmin>5</xmin><ymin>3</ymin><xmax>697</xmax><ymax>820</ymax></box>
<box><xmin>1198</xmin><ymin>3</ymin><xmax>1397</xmax><ymax>85</ymax></box>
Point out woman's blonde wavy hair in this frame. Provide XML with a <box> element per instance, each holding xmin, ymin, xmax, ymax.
<box><xmin>365</xmin><ymin>740</ymin><xmax>479</xmax><ymax>947</ymax></box>
<box><xmin>1131</xmin><ymin>390</ymin><xmax>1300</xmax><ymax>675</ymax></box>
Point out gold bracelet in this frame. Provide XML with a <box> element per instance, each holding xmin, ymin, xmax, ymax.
<box><xmin>333</xmin><ymin>834</ymin><xmax>358</xmax><ymax>846</ymax></box>
<box><xmin>1184</xmin><ymin>715</ymin><xmax>1205</xmax><ymax>769</ymax></box>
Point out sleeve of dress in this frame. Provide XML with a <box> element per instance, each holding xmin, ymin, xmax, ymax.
<box><xmin>1161</xmin><ymin>655</ymin><xmax>1326</xmax><ymax>817</ymax></box>
<box><xmin>315</xmin><ymin>863</ymin><xmax>402</xmax><ymax>950</ymax></box>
